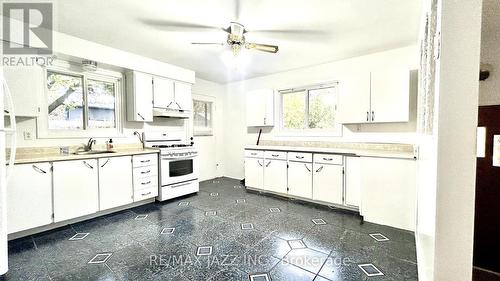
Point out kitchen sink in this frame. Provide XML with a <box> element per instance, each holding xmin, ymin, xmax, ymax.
<box><xmin>73</xmin><ymin>150</ymin><xmax>115</xmax><ymax>155</ymax></box>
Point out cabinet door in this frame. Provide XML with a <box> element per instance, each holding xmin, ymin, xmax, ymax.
<box><xmin>345</xmin><ymin>157</ymin><xmax>361</xmax><ymax>207</ymax></box>
<box><xmin>53</xmin><ymin>159</ymin><xmax>99</xmax><ymax>222</ymax></box>
<box><xmin>288</xmin><ymin>161</ymin><xmax>313</xmax><ymax>199</ymax></box>
<box><xmin>312</xmin><ymin>164</ymin><xmax>343</xmax><ymax>205</ymax></box>
<box><xmin>7</xmin><ymin>163</ymin><xmax>53</xmax><ymax>233</ymax></box>
<box><xmin>244</xmin><ymin>157</ymin><xmax>264</xmax><ymax>189</ymax></box>
<box><xmin>153</xmin><ymin>76</ymin><xmax>174</xmax><ymax>109</ymax></box>
<box><xmin>4</xmin><ymin>66</ymin><xmax>43</xmax><ymax>117</ymax></box>
<box><xmin>337</xmin><ymin>71</ymin><xmax>371</xmax><ymax>124</ymax></box>
<box><xmin>263</xmin><ymin>159</ymin><xmax>287</xmax><ymax>194</ymax></box>
<box><xmin>174</xmin><ymin>82</ymin><xmax>192</xmax><ymax>111</ymax></box>
<box><xmin>360</xmin><ymin>157</ymin><xmax>416</xmax><ymax>231</ymax></box>
<box><xmin>98</xmin><ymin>156</ymin><xmax>133</xmax><ymax>211</ymax></box>
<box><xmin>370</xmin><ymin>68</ymin><xmax>410</xmax><ymax>123</ymax></box>
<box><xmin>246</xmin><ymin>89</ymin><xmax>274</xmax><ymax>126</ymax></box>
<box><xmin>127</xmin><ymin>71</ymin><xmax>153</xmax><ymax>122</ymax></box>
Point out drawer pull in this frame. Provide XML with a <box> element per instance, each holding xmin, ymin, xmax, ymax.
<box><xmin>251</xmin><ymin>152</ymin><xmax>257</xmax><ymax>156</ymax></box>
<box><xmin>141</xmin><ymin>191</ymin><xmax>152</xmax><ymax>196</ymax></box>
<box><xmin>32</xmin><ymin>165</ymin><xmax>47</xmax><ymax>174</ymax></box>
<box><xmin>140</xmin><ymin>159</ymin><xmax>151</xmax><ymax>163</ymax></box>
<box><xmin>141</xmin><ymin>170</ymin><xmax>151</xmax><ymax>174</ymax></box>
<box><xmin>323</xmin><ymin>157</ymin><xmax>333</xmax><ymax>161</ymax></box>
<box><xmin>172</xmin><ymin>182</ymin><xmax>191</xmax><ymax>188</ymax></box>
<box><xmin>141</xmin><ymin>181</ymin><xmax>152</xmax><ymax>185</ymax></box>
<box><xmin>295</xmin><ymin>156</ymin><xmax>305</xmax><ymax>159</ymax></box>
<box><xmin>272</xmin><ymin>154</ymin><xmax>279</xmax><ymax>157</ymax></box>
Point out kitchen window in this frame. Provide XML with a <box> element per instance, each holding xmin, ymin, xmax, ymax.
<box><xmin>38</xmin><ymin>62</ymin><xmax>123</xmax><ymax>138</ymax></box>
<box><xmin>279</xmin><ymin>83</ymin><xmax>341</xmax><ymax>136</ymax></box>
<box><xmin>193</xmin><ymin>99</ymin><xmax>213</xmax><ymax>136</ymax></box>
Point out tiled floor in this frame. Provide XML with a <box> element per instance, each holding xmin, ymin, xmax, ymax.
<box><xmin>2</xmin><ymin>177</ymin><xmax>418</xmax><ymax>281</ymax></box>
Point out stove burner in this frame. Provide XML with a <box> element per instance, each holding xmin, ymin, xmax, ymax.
<box><xmin>152</xmin><ymin>144</ymin><xmax>193</xmax><ymax>148</ymax></box>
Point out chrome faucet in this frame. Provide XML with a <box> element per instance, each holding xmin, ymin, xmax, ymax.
<box><xmin>86</xmin><ymin>138</ymin><xmax>96</xmax><ymax>151</ymax></box>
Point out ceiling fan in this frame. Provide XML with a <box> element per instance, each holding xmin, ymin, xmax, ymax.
<box><xmin>191</xmin><ymin>22</ymin><xmax>279</xmax><ymax>56</ymax></box>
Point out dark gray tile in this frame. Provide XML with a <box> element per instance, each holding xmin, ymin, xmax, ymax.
<box><xmin>283</xmin><ymin>248</ymin><xmax>329</xmax><ymax>274</ymax></box>
<box><xmin>50</xmin><ymin>264</ymin><xmax>119</xmax><ymax>281</ymax></box>
<box><xmin>207</xmin><ymin>267</ymin><xmax>248</xmax><ymax>281</ymax></box>
<box><xmin>302</xmin><ymin>224</ymin><xmax>345</xmax><ymax>254</ymax></box>
<box><xmin>238</xmin><ymin>248</ymin><xmax>280</xmax><ymax>275</ymax></box>
<box><xmin>252</xmin><ymin>235</ymin><xmax>291</xmax><ymax>259</ymax></box>
<box><xmin>270</xmin><ymin>261</ymin><xmax>316</xmax><ymax>281</ymax></box>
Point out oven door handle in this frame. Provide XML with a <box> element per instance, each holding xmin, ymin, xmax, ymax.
<box><xmin>161</xmin><ymin>155</ymin><xmax>198</xmax><ymax>161</ymax></box>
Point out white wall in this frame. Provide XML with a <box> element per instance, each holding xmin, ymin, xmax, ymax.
<box><xmin>191</xmin><ymin>78</ymin><xmax>225</xmax><ymax>181</ymax></box>
<box><xmin>222</xmin><ymin>46</ymin><xmax>419</xmax><ymax>179</ymax></box>
<box><xmin>416</xmin><ymin>1</ymin><xmax>483</xmax><ymax>280</ymax></box>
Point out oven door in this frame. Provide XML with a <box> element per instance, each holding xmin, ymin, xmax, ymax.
<box><xmin>160</xmin><ymin>155</ymin><xmax>198</xmax><ymax>186</ymax></box>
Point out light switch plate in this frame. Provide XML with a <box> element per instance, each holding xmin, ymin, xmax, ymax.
<box><xmin>23</xmin><ymin>130</ymin><xmax>33</xmax><ymax>140</ymax></box>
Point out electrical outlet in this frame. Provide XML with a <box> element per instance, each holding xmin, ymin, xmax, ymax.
<box><xmin>23</xmin><ymin>131</ymin><xmax>33</xmax><ymax>140</ymax></box>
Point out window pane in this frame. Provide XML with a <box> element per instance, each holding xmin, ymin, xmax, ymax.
<box><xmin>308</xmin><ymin>87</ymin><xmax>336</xmax><ymax>129</ymax></box>
<box><xmin>282</xmin><ymin>91</ymin><xmax>306</xmax><ymax>130</ymax></box>
<box><xmin>47</xmin><ymin>71</ymin><xmax>84</xmax><ymax>130</ymax></box>
<box><xmin>87</xmin><ymin>79</ymin><xmax>116</xmax><ymax>129</ymax></box>
<box><xmin>193</xmin><ymin>100</ymin><xmax>213</xmax><ymax>135</ymax></box>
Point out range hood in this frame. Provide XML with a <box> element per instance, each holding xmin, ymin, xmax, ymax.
<box><xmin>153</xmin><ymin>108</ymin><xmax>190</xmax><ymax>119</ymax></box>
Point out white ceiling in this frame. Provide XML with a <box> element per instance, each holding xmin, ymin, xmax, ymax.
<box><xmin>54</xmin><ymin>0</ymin><xmax>421</xmax><ymax>83</ymax></box>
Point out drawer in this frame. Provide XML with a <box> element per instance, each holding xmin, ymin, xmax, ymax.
<box><xmin>133</xmin><ymin>165</ymin><xmax>158</xmax><ymax>179</ymax></box>
<box><xmin>134</xmin><ymin>186</ymin><xmax>158</xmax><ymax>202</ymax></box>
<box><xmin>313</xmin><ymin>154</ymin><xmax>343</xmax><ymax>165</ymax></box>
<box><xmin>288</xmin><ymin>152</ymin><xmax>313</xmax><ymax>162</ymax></box>
<box><xmin>133</xmin><ymin>154</ymin><xmax>158</xmax><ymax>168</ymax></box>
<box><xmin>245</xmin><ymin>149</ymin><xmax>264</xmax><ymax>158</ymax></box>
<box><xmin>134</xmin><ymin>175</ymin><xmax>158</xmax><ymax>191</ymax></box>
<box><xmin>264</xmin><ymin>150</ymin><xmax>287</xmax><ymax>160</ymax></box>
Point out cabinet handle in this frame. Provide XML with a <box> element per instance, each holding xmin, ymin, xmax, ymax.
<box><xmin>251</xmin><ymin>152</ymin><xmax>257</xmax><ymax>156</ymax></box>
<box><xmin>263</xmin><ymin>117</ymin><xmax>266</xmax><ymax>125</ymax></box>
<box><xmin>137</xmin><ymin>113</ymin><xmax>145</xmax><ymax>120</ymax></box>
<box><xmin>265</xmin><ymin>161</ymin><xmax>272</xmax><ymax>167</ymax></box>
<box><xmin>371</xmin><ymin>111</ymin><xmax>375</xmax><ymax>121</ymax></box>
<box><xmin>304</xmin><ymin>164</ymin><xmax>311</xmax><ymax>172</ymax></box>
<box><xmin>272</xmin><ymin>154</ymin><xmax>279</xmax><ymax>157</ymax></box>
<box><xmin>367</xmin><ymin>111</ymin><xmax>370</xmax><ymax>121</ymax></box>
<box><xmin>257</xmin><ymin>160</ymin><xmax>263</xmax><ymax>167</ymax></box>
<box><xmin>140</xmin><ymin>159</ymin><xmax>151</xmax><ymax>163</ymax></box>
<box><xmin>141</xmin><ymin>170</ymin><xmax>151</xmax><ymax>174</ymax></box>
<box><xmin>32</xmin><ymin>165</ymin><xmax>47</xmax><ymax>174</ymax></box>
<box><xmin>83</xmin><ymin>161</ymin><xmax>94</xmax><ymax>169</ymax></box>
<box><xmin>100</xmin><ymin>159</ymin><xmax>110</xmax><ymax>168</ymax></box>
<box><xmin>316</xmin><ymin>166</ymin><xmax>324</xmax><ymax>173</ymax></box>
<box><xmin>175</xmin><ymin>102</ymin><xmax>182</xmax><ymax>109</ymax></box>
<box><xmin>323</xmin><ymin>157</ymin><xmax>333</xmax><ymax>161</ymax></box>
<box><xmin>141</xmin><ymin>191</ymin><xmax>152</xmax><ymax>196</ymax></box>
<box><xmin>141</xmin><ymin>181</ymin><xmax>152</xmax><ymax>185</ymax></box>
<box><xmin>167</xmin><ymin>101</ymin><xmax>173</xmax><ymax>108</ymax></box>
<box><xmin>295</xmin><ymin>156</ymin><xmax>305</xmax><ymax>159</ymax></box>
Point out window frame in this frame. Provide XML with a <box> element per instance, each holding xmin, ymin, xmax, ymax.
<box><xmin>38</xmin><ymin>61</ymin><xmax>124</xmax><ymax>139</ymax></box>
<box><xmin>192</xmin><ymin>94</ymin><xmax>215</xmax><ymax>137</ymax></box>
<box><xmin>278</xmin><ymin>82</ymin><xmax>342</xmax><ymax>137</ymax></box>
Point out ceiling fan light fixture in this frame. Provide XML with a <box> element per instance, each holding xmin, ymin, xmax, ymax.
<box><xmin>229</xmin><ymin>22</ymin><xmax>245</xmax><ymax>38</ymax></box>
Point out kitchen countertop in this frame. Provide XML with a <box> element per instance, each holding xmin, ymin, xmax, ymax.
<box><xmin>7</xmin><ymin>145</ymin><xmax>160</xmax><ymax>164</ymax></box>
<box><xmin>245</xmin><ymin>143</ymin><xmax>417</xmax><ymax>159</ymax></box>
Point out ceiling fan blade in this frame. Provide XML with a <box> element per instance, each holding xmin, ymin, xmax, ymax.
<box><xmin>234</xmin><ymin>0</ymin><xmax>241</xmax><ymax>21</ymax></box>
<box><xmin>191</xmin><ymin>42</ymin><xmax>224</xmax><ymax>45</ymax></box>
<box><xmin>140</xmin><ymin>19</ymin><xmax>224</xmax><ymax>32</ymax></box>
<box><xmin>248</xmin><ymin>29</ymin><xmax>328</xmax><ymax>39</ymax></box>
<box><xmin>245</xmin><ymin>43</ymin><xmax>279</xmax><ymax>53</ymax></box>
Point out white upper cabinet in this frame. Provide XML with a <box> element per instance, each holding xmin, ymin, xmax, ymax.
<box><xmin>53</xmin><ymin>159</ymin><xmax>99</xmax><ymax>223</ymax></box>
<box><xmin>3</xmin><ymin>66</ymin><xmax>44</xmax><ymax>117</ymax></box>
<box><xmin>246</xmin><ymin>89</ymin><xmax>274</xmax><ymax>127</ymax></box>
<box><xmin>338</xmin><ymin>71</ymin><xmax>371</xmax><ymax>124</ymax></box>
<box><xmin>370</xmin><ymin>67</ymin><xmax>411</xmax><ymax>123</ymax></box>
<box><xmin>338</xmin><ymin>68</ymin><xmax>412</xmax><ymax>124</ymax></box>
<box><xmin>7</xmin><ymin>163</ymin><xmax>53</xmax><ymax>234</ymax></box>
<box><xmin>126</xmin><ymin>71</ymin><xmax>153</xmax><ymax>122</ymax></box>
<box><xmin>174</xmin><ymin>82</ymin><xmax>192</xmax><ymax>111</ymax></box>
<box><xmin>98</xmin><ymin>156</ymin><xmax>134</xmax><ymax>211</ymax></box>
<box><xmin>153</xmin><ymin>76</ymin><xmax>175</xmax><ymax>109</ymax></box>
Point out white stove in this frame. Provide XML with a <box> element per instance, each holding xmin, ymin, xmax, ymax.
<box><xmin>143</xmin><ymin>131</ymin><xmax>199</xmax><ymax>201</ymax></box>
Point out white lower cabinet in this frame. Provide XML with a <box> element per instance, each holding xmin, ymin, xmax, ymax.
<box><xmin>53</xmin><ymin>159</ymin><xmax>99</xmax><ymax>223</ymax></box>
<box><xmin>288</xmin><ymin>161</ymin><xmax>313</xmax><ymax>199</ymax></box>
<box><xmin>344</xmin><ymin>157</ymin><xmax>361</xmax><ymax>207</ymax></box>
<box><xmin>312</xmin><ymin>163</ymin><xmax>343</xmax><ymax>205</ymax></box>
<box><xmin>7</xmin><ymin>163</ymin><xmax>53</xmax><ymax>234</ymax></box>
<box><xmin>98</xmin><ymin>156</ymin><xmax>134</xmax><ymax>211</ymax></box>
<box><xmin>263</xmin><ymin>159</ymin><xmax>287</xmax><ymax>194</ymax></box>
<box><xmin>244</xmin><ymin>157</ymin><xmax>264</xmax><ymax>190</ymax></box>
